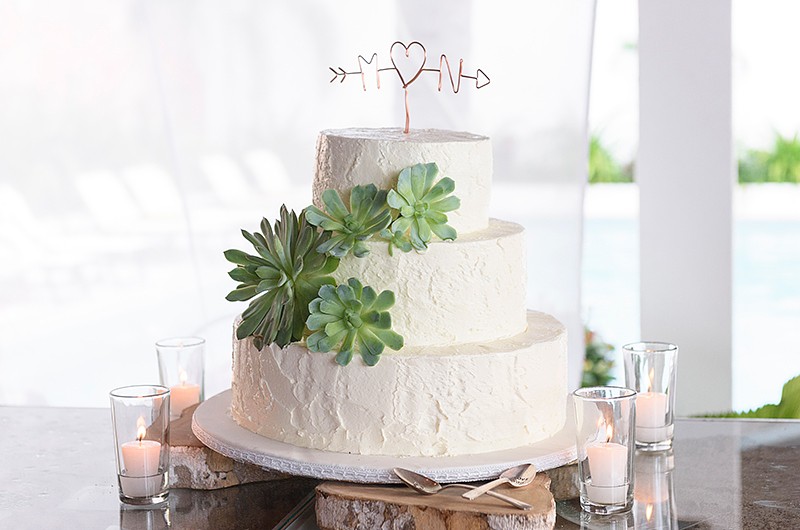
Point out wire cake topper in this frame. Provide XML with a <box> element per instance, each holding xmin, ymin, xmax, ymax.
<box><xmin>330</xmin><ymin>41</ymin><xmax>490</xmax><ymax>134</ymax></box>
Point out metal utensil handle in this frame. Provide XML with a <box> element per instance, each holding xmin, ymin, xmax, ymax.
<box><xmin>461</xmin><ymin>477</ymin><xmax>509</xmax><ymax>500</ymax></box>
<box><xmin>444</xmin><ymin>484</ymin><xmax>532</xmax><ymax>510</ymax></box>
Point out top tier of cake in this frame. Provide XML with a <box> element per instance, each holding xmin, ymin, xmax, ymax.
<box><xmin>314</xmin><ymin>128</ymin><xmax>492</xmax><ymax>235</ymax></box>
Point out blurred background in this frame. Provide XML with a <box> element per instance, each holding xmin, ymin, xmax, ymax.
<box><xmin>584</xmin><ymin>0</ymin><xmax>800</xmax><ymax>413</ymax></box>
<box><xmin>1</xmin><ymin>0</ymin><xmax>798</xmax><ymax>416</ymax></box>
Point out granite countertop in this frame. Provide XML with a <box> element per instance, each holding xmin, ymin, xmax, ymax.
<box><xmin>0</xmin><ymin>407</ymin><xmax>798</xmax><ymax>529</ymax></box>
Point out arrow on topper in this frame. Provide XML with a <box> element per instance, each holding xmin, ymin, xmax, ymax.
<box><xmin>475</xmin><ymin>69</ymin><xmax>491</xmax><ymax>89</ymax></box>
<box><xmin>329</xmin><ymin>41</ymin><xmax>491</xmax><ymax>133</ymax></box>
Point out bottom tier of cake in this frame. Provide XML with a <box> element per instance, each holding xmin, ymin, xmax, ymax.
<box><xmin>230</xmin><ymin>311</ymin><xmax>567</xmax><ymax>457</ymax></box>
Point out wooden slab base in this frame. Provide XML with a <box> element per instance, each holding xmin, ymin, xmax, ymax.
<box><xmin>316</xmin><ymin>473</ymin><xmax>556</xmax><ymax>530</ymax></box>
<box><xmin>170</xmin><ymin>404</ymin><xmax>284</xmax><ymax>490</ymax></box>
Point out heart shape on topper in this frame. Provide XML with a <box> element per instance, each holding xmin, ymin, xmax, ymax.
<box><xmin>390</xmin><ymin>41</ymin><xmax>427</xmax><ymax>88</ymax></box>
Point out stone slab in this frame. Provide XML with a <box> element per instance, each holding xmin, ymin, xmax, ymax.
<box><xmin>546</xmin><ymin>463</ymin><xmax>579</xmax><ymax>501</ymax></box>
<box><xmin>170</xmin><ymin>403</ymin><xmax>284</xmax><ymax>490</ymax></box>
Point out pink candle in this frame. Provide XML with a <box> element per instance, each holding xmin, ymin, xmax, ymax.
<box><xmin>121</xmin><ymin>439</ymin><xmax>161</xmax><ymax>477</ymax></box>
<box><xmin>637</xmin><ymin>392</ymin><xmax>668</xmax><ymax>428</ymax></box>
<box><xmin>586</xmin><ymin>425</ymin><xmax>628</xmax><ymax>504</ymax></box>
<box><xmin>120</xmin><ymin>418</ymin><xmax>162</xmax><ymax>497</ymax></box>
<box><xmin>170</xmin><ymin>371</ymin><xmax>201</xmax><ymax>417</ymax></box>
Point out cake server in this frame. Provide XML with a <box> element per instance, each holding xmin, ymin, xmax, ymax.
<box><xmin>392</xmin><ymin>468</ymin><xmax>532</xmax><ymax>510</ymax></box>
<box><xmin>461</xmin><ymin>463</ymin><xmax>537</xmax><ymax>500</ymax></box>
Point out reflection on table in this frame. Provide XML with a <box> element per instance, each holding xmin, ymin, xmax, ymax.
<box><xmin>1</xmin><ymin>408</ymin><xmax>799</xmax><ymax>529</ymax></box>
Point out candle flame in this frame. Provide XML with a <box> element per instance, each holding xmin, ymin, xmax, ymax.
<box><xmin>646</xmin><ymin>503</ymin><xmax>654</xmax><ymax>521</ymax></box>
<box><xmin>648</xmin><ymin>367</ymin><xmax>655</xmax><ymax>392</ymax></box>
<box><xmin>179</xmin><ymin>369</ymin><xmax>188</xmax><ymax>385</ymax></box>
<box><xmin>136</xmin><ymin>416</ymin><xmax>147</xmax><ymax>443</ymax></box>
<box><xmin>605</xmin><ymin>424</ymin><xmax>614</xmax><ymax>443</ymax></box>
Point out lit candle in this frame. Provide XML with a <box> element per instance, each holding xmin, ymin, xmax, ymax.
<box><xmin>636</xmin><ymin>369</ymin><xmax>670</xmax><ymax>442</ymax></box>
<box><xmin>169</xmin><ymin>370</ymin><xmax>201</xmax><ymax>418</ymax></box>
<box><xmin>586</xmin><ymin>424</ymin><xmax>628</xmax><ymax>505</ymax></box>
<box><xmin>120</xmin><ymin>417</ymin><xmax>162</xmax><ymax>497</ymax></box>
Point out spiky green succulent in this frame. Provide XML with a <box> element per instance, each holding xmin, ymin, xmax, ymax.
<box><xmin>224</xmin><ymin>206</ymin><xmax>339</xmax><ymax>350</ymax></box>
<box><xmin>304</xmin><ymin>184</ymin><xmax>392</xmax><ymax>258</ymax></box>
<box><xmin>306</xmin><ymin>278</ymin><xmax>403</xmax><ymax>366</ymax></box>
<box><xmin>386</xmin><ymin>162</ymin><xmax>460</xmax><ymax>251</ymax></box>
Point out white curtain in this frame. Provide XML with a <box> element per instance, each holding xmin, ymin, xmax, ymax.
<box><xmin>0</xmin><ymin>0</ymin><xmax>594</xmax><ymax>406</ymax></box>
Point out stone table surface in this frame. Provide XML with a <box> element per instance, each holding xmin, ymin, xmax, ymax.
<box><xmin>1</xmin><ymin>407</ymin><xmax>799</xmax><ymax>529</ymax></box>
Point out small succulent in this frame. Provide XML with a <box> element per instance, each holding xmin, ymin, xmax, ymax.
<box><xmin>224</xmin><ymin>206</ymin><xmax>339</xmax><ymax>350</ymax></box>
<box><xmin>387</xmin><ymin>163</ymin><xmax>460</xmax><ymax>251</ymax></box>
<box><xmin>379</xmin><ymin>228</ymin><xmax>413</xmax><ymax>256</ymax></box>
<box><xmin>306</xmin><ymin>278</ymin><xmax>404</xmax><ymax>366</ymax></box>
<box><xmin>305</xmin><ymin>184</ymin><xmax>392</xmax><ymax>258</ymax></box>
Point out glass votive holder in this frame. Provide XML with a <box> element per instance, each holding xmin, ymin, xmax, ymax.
<box><xmin>633</xmin><ymin>450</ymin><xmax>678</xmax><ymax>530</ymax></box>
<box><xmin>623</xmin><ymin>342</ymin><xmax>678</xmax><ymax>451</ymax></box>
<box><xmin>110</xmin><ymin>385</ymin><xmax>171</xmax><ymax>505</ymax></box>
<box><xmin>573</xmin><ymin>386</ymin><xmax>636</xmax><ymax>515</ymax></box>
<box><xmin>156</xmin><ymin>337</ymin><xmax>205</xmax><ymax>419</ymax></box>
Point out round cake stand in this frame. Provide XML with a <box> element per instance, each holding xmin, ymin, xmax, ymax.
<box><xmin>192</xmin><ymin>390</ymin><xmax>577</xmax><ymax>484</ymax></box>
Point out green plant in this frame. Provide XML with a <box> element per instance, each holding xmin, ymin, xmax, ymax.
<box><xmin>306</xmin><ymin>278</ymin><xmax>403</xmax><ymax>366</ymax></box>
<box><xmin>701</xmin><ymin>375</ymin><xmax>800</xmax><ymax>419</ymax></box>
<box><xmin>304</xmin><ymin>184</ymin><xmax>392</xmax><ymax>258</ymax></box>
<box><xmin>589</xmin><ymin>135</ymin><xmax>633</xmax><ymax>184</ymax></box>
<box><xmin>380</xmin><ymin>228</ymin><xmax>413</xmax><ymax>256</ymax></box>
<box><xmin>738</xmin><ymin>133</ymin><xmax>800</xmax><ymax>184</ymax></box>
<box><xmin>582</xmin><ymin>327</ymin><xmax>615</xmax><ymax>387</ymax></box>
<box><xmin>224</xmin><ymin>206</ymin><xmax>339</xmax><ymax>350</ymax></box>
<box><xmin>224</xmin><ymin>161</ymin><xmax>461</xmax><ymax>362</ymax></box>
<box><xmin>387</xmin><ymin>163</ymin><xmax>460</xmax><ymax>251</ymax></box>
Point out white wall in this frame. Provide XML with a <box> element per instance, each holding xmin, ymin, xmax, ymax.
<box><xmin>638</xmin><ymin>0</ymin><xmax>733</xmax><ymax>415</ymax></box>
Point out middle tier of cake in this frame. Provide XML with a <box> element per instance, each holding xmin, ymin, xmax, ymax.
<box><xmin>331</xmin><ymin>218</ymin><xmax>528</xmax><ymax>348</ymax></box>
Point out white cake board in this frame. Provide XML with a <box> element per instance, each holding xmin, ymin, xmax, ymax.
<box><xmin>192</xmin><ymin>390</ymin><xmax>577</xmax><ymax>484</ymax></box>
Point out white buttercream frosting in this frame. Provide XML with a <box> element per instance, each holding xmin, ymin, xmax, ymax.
<box><xmin>332</xmin><ymin>218</ymin><xmax>528</xmax><ymax>347</ymax></box>
<box><xmin>231</xmin><ymin>311</ymin><xmax>567</xmax><ymax>457</ymax></box>
<box><xmin>229</xmin><ymin>127</ymin><xmax>570</xmax><ymax>458</ymax></box>
<box><xmin>314</xmin><ymin>128</ymin><xmax>492</xmax><ymax>235</ymax></box>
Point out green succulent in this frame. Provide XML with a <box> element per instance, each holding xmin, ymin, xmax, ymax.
<box><xmin>224</xmin><ymin>206</ymin><xmax>339</xmax><ymax>350</ymax></box>
<box><xmin>379</xmin><ymin>228</ymin><xmax>413</xmax><ymax>256</ymax></box>
<box><xmin>304</xmin><ymin>184</ymin><xmax>392</xmax><ymax>258</ymax></box>
<box><xmin>306</xmin><ymin>278</ymin><xmax>404</xmax><ymax>366</ymax></box>
<box><xmin>387</xmin><ymin>162</ymin><xmax>460</xmax><ymax>251</ymax></box>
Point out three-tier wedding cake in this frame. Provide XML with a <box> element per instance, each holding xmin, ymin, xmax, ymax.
<box><xmin>228</xmin><ymin>128</ymin><xmax>567</xmax><ymax>457</ymax></box>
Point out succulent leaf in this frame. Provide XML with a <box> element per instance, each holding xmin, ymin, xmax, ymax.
<box><xmin>379</xmin><ymin>228</ymin><xmax>413</xmax><ymax>256</ymax></box>
<box><xmin>226</xmin><ymin>285</ymin><xmax>258</xmax><ymax>302</ymax></box>
<box><xmin>224</xmin><ymin>206</ymin><xmax>339</xmax><ymax>349</ymax></box>
<box><xmin>372</xmin><ymin>290</ymin><xmax>395</xmax><ymax>312</ymax></box>
<box><xmin>305</xmin><ymin>278</ymin><xmax>403</xmax><ymax>366</ymax></box>
<box><xmin>304</xmin><ymin>184</ymin><xmax>391</xmax><ymax>258</ymax></box>
<box><xmin>335</xmin><ymin>349</ymin><xmax>354</xmax><ymax>366</ymax></box>
<box><xmin>371</xmin><ymin>328</ymin><xmax>404</xmax><ymax>350</ymax></box>
<box><xmin>423</xmin><ymin>176</ymin><xmax>455</xmax><ymax>203</ymax></box>
<box><xmin>388</xmin><ymin>163</ymin><xmax>459</xmax><ymax>251</ymax></box>
<box><xmin>430</xmin><ymin>222</ymin><xmax>457</xmax><ymax>241</ymax></box>
<box><xmin>431</xmin><ymin>195</ymin><xmax>460</xmax><ymax>213</ymax></box>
